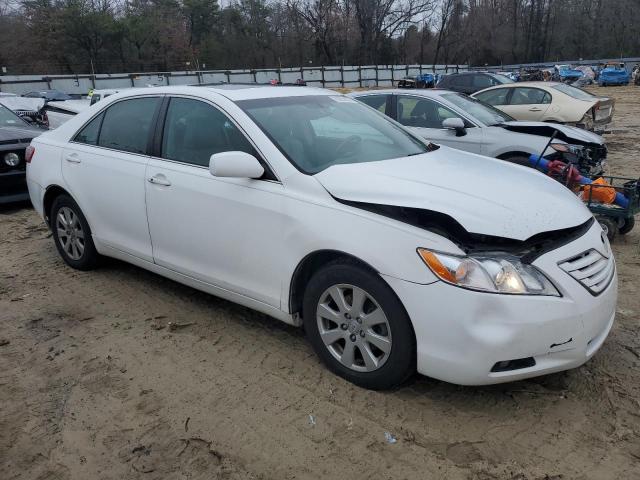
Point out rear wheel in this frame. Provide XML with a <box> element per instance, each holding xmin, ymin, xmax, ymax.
<box><xmin>302</xmin><ymin>260</ymin><xmax>415</xmax><ymax>390</ymax></box>
<box><xmin>51</xmin><ymin>195</ymin><xmax>100</xmax><ymax>270</ymax></box>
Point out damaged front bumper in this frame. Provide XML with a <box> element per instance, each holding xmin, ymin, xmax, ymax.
<box><xmin>383</xmin><ymin>221</ymin><xmax>617</xmax><ymax>385</ymax></box>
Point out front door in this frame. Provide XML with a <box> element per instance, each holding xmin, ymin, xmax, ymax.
<box><xmin>61</xmin><ymin>96</ymin><xmax>161</xmax><ymax>261</ymax></box>
<box><xmin>500</xmin><ymin>87</ymin><xmax>551</xmax><ymax>121</ymax></box>
<box><xmin>145</xmin><ymin>96</ymin><xmax>286</xmax><ymax>307</ymax></box>
<box><xmin>395</xmin><ymin>95</ymin><xmax>484</xmax><ymax>153</ymax></box>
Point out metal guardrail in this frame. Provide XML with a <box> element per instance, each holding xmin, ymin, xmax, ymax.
<box><xmin>474</xmin><ymin>57</ymin><xmax>640</xmax><ymax>72</ymax></box>
<box><xmin>0</xmin><ymin>64</ymin><xmax>468</xmax><ymax>95</ymax></box>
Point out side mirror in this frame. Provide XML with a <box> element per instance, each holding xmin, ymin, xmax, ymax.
<box><xmin>209</xmin><ymin>151</ymin><xmax>264</xmax><ymax>179</ymax></box>
<box><xmin>442</xmin><ymin>117</ymin><xmax>466</xmax><ymax>136</ymax></box>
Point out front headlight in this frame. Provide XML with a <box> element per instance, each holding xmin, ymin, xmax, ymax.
<box><xmin>417</xmin><ymin>248</ymin><xmax>560</xmax><ymax>296</ymax></box>
<box><xmin>4</xmin><ymin>152</ymin><xmax>20</xmax><ymax>167</ymax></box>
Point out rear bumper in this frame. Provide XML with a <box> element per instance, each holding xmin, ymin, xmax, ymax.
<box><xmin>0</xmin><ymin>170</ymin><xmax>29</xmax><ymax>204</ymax></box>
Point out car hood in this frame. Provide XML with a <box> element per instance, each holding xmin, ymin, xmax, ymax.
<box><xmin>500</xmin><ymin>121</ymin><xmax>604</xmax><ymax>145</ymax></box>
<box><xmin>314</xmin><ymin>146</ymin><xmax>593</xmax><ymax>241</ymax></box>
<box><xmin>47</xmin><ymin>99</ymin><xmax>91</xmax><ymax>113</ymax></box>
<box><xmin>0</xmin><ymin>125</ymin><xmax>42</xmax><ymax>143</ymax></box>
<box><xmin>0</xmin><ymin>96</ymin><xmax>44</xmax><ymax>112</ymax></box>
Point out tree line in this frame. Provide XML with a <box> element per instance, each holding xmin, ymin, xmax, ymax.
<box><xmin>0</xmin><ymin>0</ymin><xmax>638</xmax><ymax>75</ymax></box>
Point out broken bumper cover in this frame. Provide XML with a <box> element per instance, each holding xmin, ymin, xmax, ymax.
<box><xmin>383</xmin><ymin>221</ymin><xmax>617</xmax><ymax>385</ymax></box>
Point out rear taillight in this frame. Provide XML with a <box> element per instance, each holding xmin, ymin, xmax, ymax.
<box><xmin>25</xmin><ymin>145</ymin><xmax>35</xmax><ymax>163</ymax></box>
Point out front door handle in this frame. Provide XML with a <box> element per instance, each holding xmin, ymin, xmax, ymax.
<box><xmin>65</xmin><ymin>153</ymin><xmax>81</xmax><ymax>164</ymax></box>
<box><xmin>148</xmin><ymin>174</ymin><xmax>171</xmax><ymax>186</ymax></box>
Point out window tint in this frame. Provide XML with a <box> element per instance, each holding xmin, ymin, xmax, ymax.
<box><xmin>472</xmin><ymin>74</ymin><xmax>493</xmax><ymax>89</ymax></box>
<box><xmin>161</xmin><ymin>97</ymin><xmax>255</xmax><ymax>167</ymax></box>
<box><xmin>451</xmin><ymin>75</ymin><xmax>471</xmax><ymax>87</ymax></box>
<box><xmin>74</xmin><ymin>113</ymin><xmax>104</xmax><ymax>145</ymax></box>
<box><xmin>475</xmin><ymin>88</ymin><xmax>510</xmax><ymax>106</ymax></box>
<box><xmin>551</xmin><ymin>84</ymin><xmax>596</xmax><ymax>100</ymax></box>
<box><xmin>398</xmin><ymin>96</ymin><xmax>463</xmax><ymax>129</ymax></box>
<box><xmin>357</xmin><ymin>95</ymin><xmax>388</xmax><ymax>113</ymax></box>
<box><xmin>510</xmin><ymin>88</ymin><xmax>551</xmax><ymax>105</ymax></box>
<box><xmin>98</xmin><ymin>97</ymin><xmax>160</xmax><ymax>154</ymax></box>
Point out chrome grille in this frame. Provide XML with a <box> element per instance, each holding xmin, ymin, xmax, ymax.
<box><xmin>558</xmin><ymin>249</ymin><xmax>615</xmax><ymax>295</ymax></box>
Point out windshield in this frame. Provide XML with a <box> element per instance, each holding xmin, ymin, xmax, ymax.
<box><xmin>238</xmin><ymin>95</ymin><xmax>430</xmax><ymax>174</ymax></box>
<box><xmin>442</xmin><ymin>93</ymin><xmax>514</xmax><ymax>125</ymax></box>
<box><xmin>0</xmin><ymin>104</ymin><xmax>28</xmax><ymax>127</ymax></box>
<box><xmin>552</xmin><ymin>84</ymin><xmax>596</xmax><ymax>100</ymax></box>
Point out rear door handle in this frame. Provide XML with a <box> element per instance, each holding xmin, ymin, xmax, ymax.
<box><xmin>529</xmin><ymin>107</ymin><xmax>542</xmax><ymax>112</ymax></box>
<box><xmin>65</xmin><ymin>153</ymin><xmax>81</xmax><ymax>164</ymax></box>
<box><xmin>148</xmin><ymin>174</ymin><xmax>171</xmax><ymax>186</ymax></box>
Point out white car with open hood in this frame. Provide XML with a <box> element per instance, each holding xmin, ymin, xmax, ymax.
<box><xmin>26</xmin><ymin>85</ymin><xmax>617</xmax><ymax>389</ymax></box>
<box><xmin>349</xmin><ymin>89</ymin><xmax>607</xmax><ymax>172</ymax></box>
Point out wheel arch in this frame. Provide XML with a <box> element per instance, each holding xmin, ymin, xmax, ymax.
<box><xmin>43</xmin><ymin>184</ymin><xmax>74</xmax><ymax>226</ymax></box>
<box><xmin>288</xmin><ymin>249</ymin><xmax>380</xmax><ymax>316</ymax></box>
<box><xmin>496</xmin><ymin>150</ymin><xmax>532</xmax><ymax>160</ymax></box>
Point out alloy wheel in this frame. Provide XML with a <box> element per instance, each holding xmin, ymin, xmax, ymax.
<box><xmin>55</xmin><ymin>206</ymin><xmax>85</xmax><ymax>261</ymax></box>
<box><xmin>316</xmin><ymin>284</ymin><xmax>392</xmax><ymax>372</ymax></box>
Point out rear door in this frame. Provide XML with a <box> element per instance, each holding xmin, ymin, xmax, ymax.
<box><xmin>62</xmin><ymin>96</ymin><xmax>161</xmax><ymax>261</ymax></box>
<box><xmin>144</xmin><ymin>96</ymin><xmax>286</xmax><ymax>307</ymax></box>
<box><xmin>501</xmin><ymin>87</ymin><xmax>551</xmax><ymax>121</ymax></box>
<box><xmin>395</xmin><ymin>95</ymin><xmax>484</xmax><ymax>153</ymax></box>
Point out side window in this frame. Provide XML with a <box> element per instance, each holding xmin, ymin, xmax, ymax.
<box><xmin>161</xmin><ymin>97</ymin><xmax>256</xmax><ymax>167</ymax></box>
<box><xmin>510</xmin><ymin>88</ymin><xmax>552</xmax><ymax>105</ymax></box>
<box><xmin>98</xmin><ymin>97</ymin><xmax>160</xmax><ymax>154</ymax></box>
<box><xmin>398</xmin><ymin>96</ymin><xmax>463</xmax><ymax>129</ymax></box>
<box><xmin>472</xmin><ymin>74</ymin><xmax>493</xmax><ymax>89</ymax></box>
<box><xmin>452</xmin><ymin>75</ymin><xmax>471</xmax><ymax>87</ymax></box>
<box><xmin>475</xmin><ymin>88</ymin><xmax>509</xmax><ymax>106</ymax></box>
<box><xmin>357</xmin><ymin>95</ymin><xmax>388</xmax><ymax>113</ymax></box>
<box><xmin>73</xmin><ymin>113</ymin><xmax>104</xmax><ymax>145</ymax></box>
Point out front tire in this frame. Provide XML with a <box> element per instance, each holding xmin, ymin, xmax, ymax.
<box><xmin>51</xmin><ymin>195</ymin><xmax>100</xmax><ymax>270</ymax></box>
<box><xmin>302</xmin><ymin>260</ymin><xmax>415</xmax><ymax>390</ymax></box>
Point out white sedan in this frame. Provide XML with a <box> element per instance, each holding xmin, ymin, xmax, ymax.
<box><xmin>26</xmin><ymin>86</ymin><xmax>617</xmax><ymax>389</ymax></box>
<box><xmin>349</xmin><ymin>89</ymin><xmax>607</xmax><ymax>167</ymax></box>
<box><xmin>472</xmin><ymin>82</ymin><xmax>614</xmax><ymax>132</ymax></box>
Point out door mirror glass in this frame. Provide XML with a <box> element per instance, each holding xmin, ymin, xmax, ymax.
<box><xmin>209</xmin><ymin>151</ymin><xmax>264</xmax><ymax>179</ymax></box>
<box><xmin>442</xmin><ymin>117</ymin><xmax>465</xmax><ymax>131</ymax></box>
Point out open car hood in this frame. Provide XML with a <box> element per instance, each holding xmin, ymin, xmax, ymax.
<box><xmin>0</xmin><ymin>97</ymin><xmax>44</xmax><ymax>112</ymax></box>
<box><xmin>315</xmin><ymin>146</ymin><xmax>593</xmax><ymax>241</ymax></box>
<box><xmin>500</xmin><ymin>121</ymin><xmax>604</xmax><ymax>145</ymax></box>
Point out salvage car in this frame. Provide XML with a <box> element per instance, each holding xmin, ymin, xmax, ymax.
<box><xmin>553</xmin><ymin>65</ymin><xmax>583</xmax><ymax>83</ymax></box>
<box><xmin>27</xmin><ymin>86</ymin><xmax>617</xmax><ymax>389</ymax></box>
<box><xmin>472</xmin><ymin>82</ymin><xmax>614</xmax><ymax>132</ymax></box>
<box><xmin>0</xmin><ymin>94</ymin><xmax>48</xmax><ymax>127</ymax></box>
<box><xmin>598</xmin><ymin>66</ymin><xmax>630</xmax><ymax>86</ymax></box>
<box><xmin>45</xmin><ymin>99</ymin><xmax>91</xmax><ymax>129</ymax></box>
<box><xmin>435</xmin><ymin>72</ymin><xmax>514</xmax><ymax>95</ymax></box>
<box><xmin>0</xmin><ymin>103</ymin><xmax>42</xmax><ymax>203</ymax></box>
<box><xmin>349</xmin><ymin>89</ymin><xmax>607</xmax><ymax>171</ymax></box>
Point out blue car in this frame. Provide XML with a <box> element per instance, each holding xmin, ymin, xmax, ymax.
<box><xmin>554</xmin><ymin>65</ymin><xmax>583</xmax><ymax>83</ymax></box>
<box><xmin>598</xmin><ymin>67</ymin><xmax>630</xmax><ymax>86</ymax></box>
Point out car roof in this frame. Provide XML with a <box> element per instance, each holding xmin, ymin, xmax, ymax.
<box><xmin>476</xmin><ymin>81</ymin><xmax>561</xmax><ymax>91</ymax></box>
<box><xmin>349</xmin><ymin>88</ymin><xmax>454</xmax><ymax>98</ymax></box>
<box><xmin>107</xmin><ymin>84</ymin><xmax>333</xmax><ymax>102</ymax></box>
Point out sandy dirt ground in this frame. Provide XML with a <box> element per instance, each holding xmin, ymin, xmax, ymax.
<box><xmin>1</xmin><ymin>85</ymin><xmax>640</xmax><ymax>480</ymax></box>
